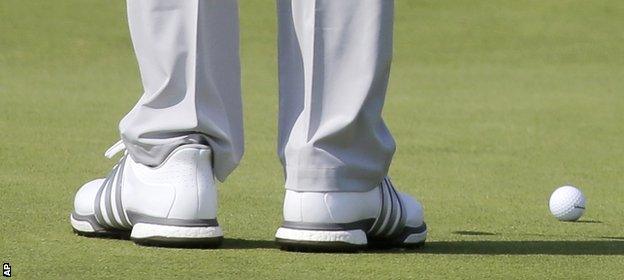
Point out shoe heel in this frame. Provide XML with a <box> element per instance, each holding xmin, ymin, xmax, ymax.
<box><xmin>275</xmin><ymin>227</ymin><xmax>367</xmax><ymax>252</ymax></box>
<box><xmin>130</xmin><ymin>223</ymin><xmax>223</xmax><ymax>248</ymax></box>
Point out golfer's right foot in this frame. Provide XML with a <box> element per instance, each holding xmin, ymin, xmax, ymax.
<box><xmin>70</xmin><ymin>141</ymin><xmax>223</xmax><ymax>247</ymax></box>
<box><xmin>275</xmin><ymin>178</ymin><xmax>427</xmax><ymax>252</ymax></box>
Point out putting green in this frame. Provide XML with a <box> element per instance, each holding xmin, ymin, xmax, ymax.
<box><xmin>1</xmin><ymin>0</ymin><xmax>623</xmax><ymax>279</ymax></box>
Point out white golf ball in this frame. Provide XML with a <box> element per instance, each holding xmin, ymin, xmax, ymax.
<box><xmin>549</xmin><ymin>186</ymin><xmax>586</xmax><ymax>221</ymax></box>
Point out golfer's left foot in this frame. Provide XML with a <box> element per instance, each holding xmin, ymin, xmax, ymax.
<box><xmin>70</xmin><ymin>141</ymin><xmax>223</xmax><ymax>248</ymax></box>
<box><xmin>275</xmin><ymin>177</ymin><xmax>427</xmax><ymax>252</ymax></box>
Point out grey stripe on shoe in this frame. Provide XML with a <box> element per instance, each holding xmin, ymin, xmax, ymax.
<box><xmin>93</xmin><ymin>171</ymin><xmax>109</xmax><ymax>227</ymax></box>
<box><xmin>368</xmin><ymin>177</ymin><xmax>406</xmax><ymax>238</ymax></box>
<box><xmin>114</xmin><ymin>156</ymin><xmax>131</xmax><ymax>228</ymax></box>
<box><xmin>72</xmin><ymin>212</ymin><xmax>107</xmax><ymax>232</ymax></box>
<box><xmin>394</xmin><ymin>223</ymin><xmax>427</xmax><ymax>243</ymax></box>
<box><xmin>385</xmin><ymin>179</ymin><xmax>405</xmax><ymax>237</ymax></box>
<box><xmin>93</xmin><ymin>156</ymin><xmax>131</xmax><ymax>230</ymax></box>
<box><xmin>368</xmin><ymin>180</ymin><xmax>391</xmax><ymax>235</ymax></box>
<box><xmin>126</xmin><ymin>211</ymin><xmax>219</xmax><ymax>227</ymax></box>
<box><xmin>104</xmin><ymin>166</ymin><xmax>122</xmax><ymax>229</ymax></box>
<box><xmin>281</xmin><ymin>219</ymin><xmax>375</xmax><ymax>231</ymax></box>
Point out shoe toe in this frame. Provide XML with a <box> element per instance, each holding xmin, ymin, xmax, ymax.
<box><xmin>73</xmin><ymin>179</ymin><xmax>104</xmax><ymax>216</ymax></box>
<box><xmin>398</xmin><ymin>192</ymin><xmax>425</xmax><ymax>227</ymax></box>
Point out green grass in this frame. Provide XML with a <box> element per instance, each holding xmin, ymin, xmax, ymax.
<box><xmin>1</xmin><ymin>0</ymin><xmax>624</xmax><ymax>279</ymax></box>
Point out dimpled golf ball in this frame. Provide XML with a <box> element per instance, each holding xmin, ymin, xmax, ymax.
<box><xmin>549</xmin><ymin>186</ymin><xmax>586</xmax><ymax>221</ymax></box>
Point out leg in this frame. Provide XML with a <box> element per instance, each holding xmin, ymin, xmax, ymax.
<box><xmin>277</xmin><ymin>0</ymin><xmax>395</xmax><ymax>192</ymax></box>
<box><xmin>71</xmin><ymin>0</ymin><xmax>241</xmax><ymax>247</ymax></box>
<box><xmin>121</xmin><ymin>0</ymin><xmax>243</xmax><ymax>182</ymax></box>
<box><xmin>275</xmin><ymin>0</ymin><xmax>427</xmax><ymax>251</ymax></box>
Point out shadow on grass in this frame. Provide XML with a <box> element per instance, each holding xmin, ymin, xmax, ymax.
<box><xmin>221</xmin><ymin>238</ymin><xmax>277</xmax><ymax>250</ymax></box>
<box><xmin>418</xmin><ymin>240</ymin><xmax>624</xmax><ymax>255</ymax></box>
<box><xmin>71</xmin><ymin>230</ymin><xmax>624</xmax><ymax>254</ymax></box>
<box><xmin>576</xmin><ymin>220</ymin><xmax>603</xmax><ymax>224</ymax></box>
<box><xmin>71</xmin><ymin>229</ymin><xmax>278</xmax><ymax>250</ymax></box>
<box><xmin>452</xmin><ymin>230</ymin><xmax>498</xmax><ymax>236</ymax></box>
<box><xmin>601</xmin><ymin>236</ymin><xmax>624</xmax><ymax>241</ymax></box>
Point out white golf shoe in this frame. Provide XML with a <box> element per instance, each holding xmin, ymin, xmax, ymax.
<box><xmin>275</xmin><ymin>178</ymin><xmax>427</xmax><ymax>251</ymax></box>
<box><xmin>70</xmin><ymin>141</ymin><xmax>223</xmax><ymax>247</ymax></box>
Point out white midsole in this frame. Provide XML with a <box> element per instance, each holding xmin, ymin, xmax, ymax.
<box><xmin>70</xmin><ymin>215</ymin><xmax>95</xmax><ymax>233</ymax></box>
<box><xmin>130</xmin><ymin>223</ymin><xmax>223</xmax><ymax>239</ymax></box>
<box><xmin>275</xmin><ymin>227</ymin><xmax>367</xmax><ymax>245</ymax></box>
<box><xmin>403</xmin><ymin>230</ymin><xmax>427</xmax><ymax>244</ymax></box>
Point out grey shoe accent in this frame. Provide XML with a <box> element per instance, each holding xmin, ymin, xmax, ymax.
<box><xmin>93</xmin><ymin>155</ymin><xmax>132</xmax><ymax>230</ymax></box>
<box><xmin>126</xmin><ymin>211</ymin><xmax>219</xmax><ymax>227</ymax></box>
<box><xmin>71</xmin><ymin>212</ymin><xmax>106</xmax><ymax>231</ymax></box>
<box><xmin>368</xmin><ymin>183</ymin><xmax>389</xmax><ymax>235</ymax></box>
<box><xmin>114</xmin><ymin>156</ymin><xmax>131</xmax><ymax>227</ymax></box>
<box><xmin>368</xmin><ymin>177</ymin><xmax>406</xmax><ymax>238</ymax></box>
<box><xmin>93</xmin><ymin>176</ymin><xmax>108</xmax><ymax>227</ymax></box>
<box><xmin>103</xmin><ymin>166</ymin><xmax>122</xmax><ymax>229</ymax></box>
<box><xmin>386</xmin><ymin>179</ymin><xmax>406</xmax><ymax>237</ymax></box>
<box><xmin>369</xmin><ymin>222</ymin><xmax>427</xmax><ymax>248</ymax></box>
<box><xmin>131</xmin><ymin>235</ymin><xmax>223</xmax><ymax>248</ymax></box>
<box><xmin>71</xmin><ymin>212</ymin><xmax>130</xmax><ymax>239</ymax></box>
<box><xmin>281</xmin><ymin>219</ymin><xmax>376</xmax><ymax>231</ymax></box>
<box><xmin>395</xmin><ymin>223</ymin><xmax>427</xmax><ymax>242</ymax></box>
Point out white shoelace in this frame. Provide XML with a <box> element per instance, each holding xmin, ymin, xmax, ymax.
<box><xmin>104</xmin><ymin>140</ymin><xmax>126</xmax><ymax>159</ymax></box>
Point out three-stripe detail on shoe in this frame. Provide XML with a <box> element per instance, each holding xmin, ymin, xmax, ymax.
<box><xmin>367</xmin><ymin>177</ymin><xmax>406</xmax><ymax>238</ymax></box>
<box><xmin>93</xmin><ymin>155</ymin><xmax>132</xmax><ymax>229</ymax></box>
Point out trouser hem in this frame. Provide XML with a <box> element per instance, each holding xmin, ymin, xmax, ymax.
<box><xmin>121</xmin><ymin>134</ymin><xmax>239</xmax><ymax>183</ymax></box>
<box><xmin>284</xmin><ymin>165</ymin><xmax>387</xmax><ymax>192</ymax></box>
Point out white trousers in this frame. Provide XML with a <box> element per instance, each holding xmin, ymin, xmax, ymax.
<box><xmin>121</xmin><ymin>0</ymin><xmax>396</xmax><ymax>192</ymax></box>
